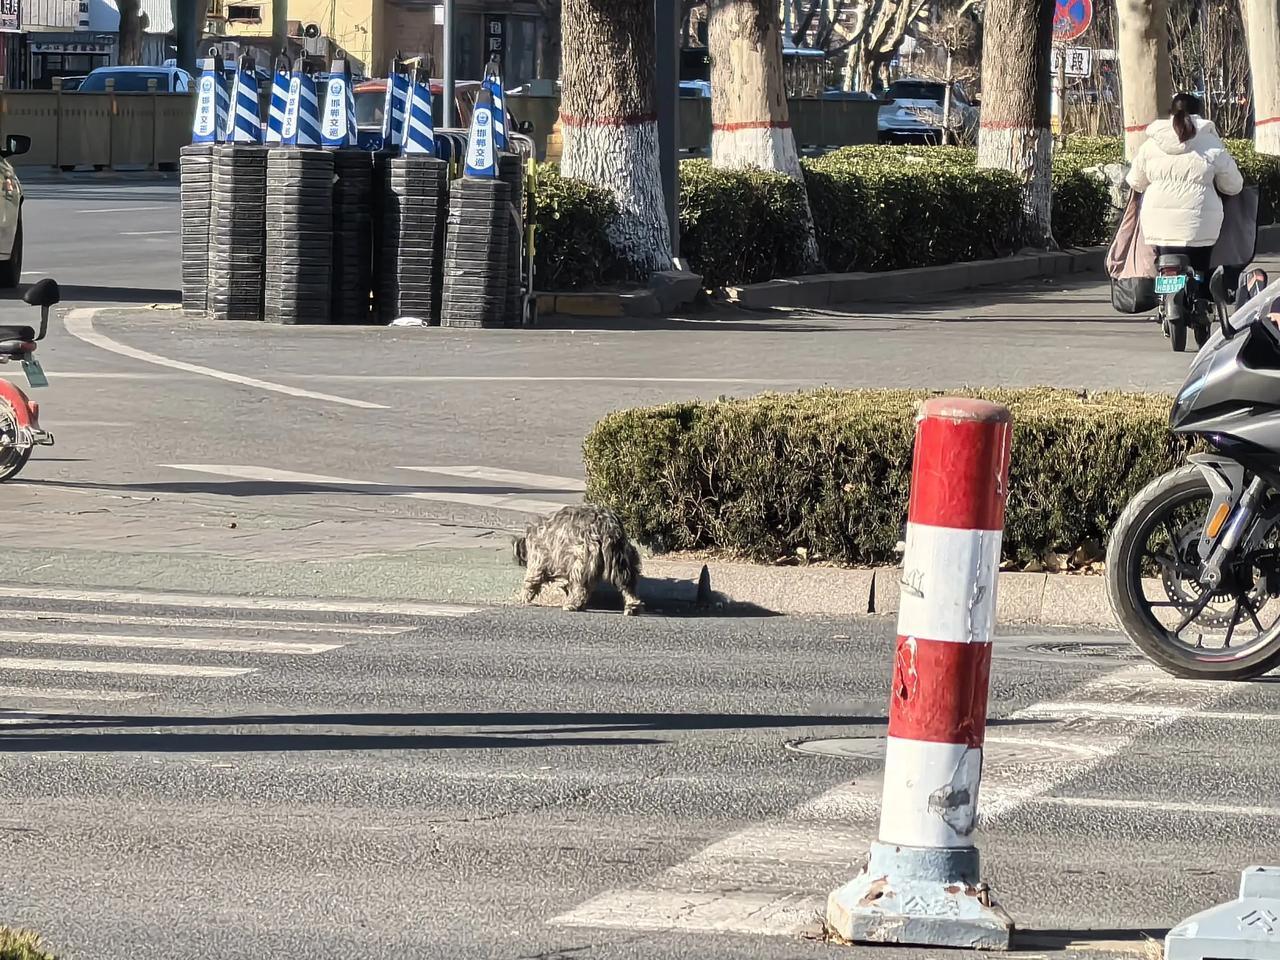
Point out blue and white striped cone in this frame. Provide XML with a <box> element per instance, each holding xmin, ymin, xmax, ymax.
<box><xmin>266</xmin><ymin>58</ymin><xmax>289</xmax><ymax>144</ymax></box>
<box><xmin>382</xmin><ymin>58</ymin><xmax>411</xmax><ymax>149</ymax></box>
<box><xmin>321</xmin><ymin>60</ymin><xmax>357</xmax><ymax>149</ymax></box>
<box><xmin>224</xmin><ymin>55</ymin><xmax>263</xmax><ymax>144</ymax></box>
<box><xmin>485</xmin><ymin>59</ymin><xmax>506</xmax><ymax>152</ymax></box>
<box><xmin>402</xmin><ymin>69</ymin><xmax>435</xmax><ymax>155</ymax></box>
<box><xmin>463</xmin><ymin>84</ymin><xmax>498</xmax><ymax>178</ymax></box>
<box><xmin>191</xmin><ymin>56</ymin><xmax>227</xmax><ymax>144</ymax></box>
<box><xmin>282</xmin><ymin>62</ymin><xmax>322</xmax><ymax>147</ymax></box>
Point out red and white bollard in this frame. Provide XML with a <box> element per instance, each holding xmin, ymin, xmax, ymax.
<box><xmin>827</xmin><ymin>397</ymin><xmax>1015</xmax><ymax>950</ymax></box>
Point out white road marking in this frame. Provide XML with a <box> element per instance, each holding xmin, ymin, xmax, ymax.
<box><xmin>62</xmin><ymin>308</ymin><xmax>388</xmax><ymax>410</ymax></box>
<box><xmin>0</xmin><ymin>371</ymin><xmax>177</xmax><ymax>380</ymax></box>
<box><xmin>162</xmin><ymin>463</ymin><xmax>569</xmax><ymax>515</ymax></box>
<box><xmin>0</xmin><ymin>684</ymin><xmax>147</xmax><ymax>702</ymax></box>
<box><xmin>552</xmin><ymin>664</ymin><xmax>1239</xmax><ymax>937</ymax></box>
<box><xmin>298</xmin><ymin>374</ymin><xmax>809</xmax><ymax>385</ymax></box>
<box><xmin>119</xmin><ymin>230</ymin><xmax>177</xmax><ymax>237</ymax></box>
<box><xmin>395</xmin><ymin>465</ymin><xmax>586</xmax><ymax>492</ymax></box>
<box><xmin>0</xmin><ymin>658</ymin><xmax>254</xmax><ymax>678</ymax></box>
<box><xmin>0</xmin><ymin>585</ymin><xmax>473</xmax><ymax>618</ymax></box>
<box><xmin>0</xmin><ymin>609</ymin><xmax>405</xmax><ymax>635</ymax></box>
<box><xmin>74</xmin><ymin>206</ymin><xmax>169</xmax><ymax>214</ymax></box>
<box><xmin>0</xmin><ymin>630</ymin><xmax>341</xmax><ymax>656</ymax></box>
<box><xmin>1043</xmin><ymin>796</ymin><xmax>1280</xmax><ymax>818</ymax></box>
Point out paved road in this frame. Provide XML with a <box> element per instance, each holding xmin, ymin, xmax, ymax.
<box><xmin>6</xmin><ymin>179</ymin><xmax>1269</xmax><ymax>599</ymax></box>
<box><xmin>1</xmin><ymin>587</ymin><xmax>1277</xmax><ymax>959</ymax></box>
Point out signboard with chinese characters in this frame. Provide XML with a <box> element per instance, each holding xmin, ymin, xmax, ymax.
<box><xmin>1052</xmin><ymin>46</ymin><xmax>1093</xmax><ymax>78</ymax></box>
<box><xmin>485</xmin><ymin>15</ymin><xmax>505</xmax><ymax>68</ymax></box>
<box><xmin>0</xmin><ymin>0</ymin><xmax>19</xmax><ymax>32</ymax></box>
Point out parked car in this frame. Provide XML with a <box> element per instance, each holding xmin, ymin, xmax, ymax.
<box><xmin>77</xmin><ymin>66</ymin><xmax>192</xmax><ymax>93</ymax></box>
<box><xmin>55</xmin><ymin>76</ymin><xmax>86</xmax><ymax>92</ymax></box>
<box><xmin>877</xmin><ymin>77</ymin><xmax>978</xmax><ymax>144</ymax></box>
<box><xmin>0</xmin><ymin>134</ymin><xmax>28</xmax><ymax>288</ymax></box>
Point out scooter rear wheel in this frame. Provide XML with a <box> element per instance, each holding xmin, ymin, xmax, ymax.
<box><xmin>0</xmin><ymin>400</ymin><xmax>32</xmax><ymax>482</ymax></box>
<box><xmin>1193</xmin><ymin>323</ymin><xmax>1211</xmax><ymax>348</ymax></box>
<box><xmin>1169</xmin><ymin>317</ymin><xmax>1188</xmax><ymax>352</ymax></box>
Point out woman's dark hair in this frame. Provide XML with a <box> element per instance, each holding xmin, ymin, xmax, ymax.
<box><xmin>1170</xmin><ymin>92</ymin><xmax>1203</xmax><ymax>143</ymax></box>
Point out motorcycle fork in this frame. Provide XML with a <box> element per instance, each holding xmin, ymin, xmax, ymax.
<box><xmin>1200</xmin><ymin>475</ymin><xmax>1270</xmax><ymax>591</ymax></box>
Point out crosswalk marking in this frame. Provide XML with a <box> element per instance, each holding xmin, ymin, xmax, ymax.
<box><xmin>0</xmin><ymin>685</ymin><xmax>146</xmax><ymax>702</ymax></box>
<box><xmin>0</xmin><ymin>658</ymin><xmax>255</xmax><ymax>679</ymax></box>
<box><xmin>394</xmin><ymin>465</ymin><xmax>587</xmax><ymax>492</ymax></box>
<box><xmin>0</xmin><ymin>609</ymin><xmax>407</xmax><ymax>635</ymax></box>
<box><xmin>0</xmin><ymin>631</ymin><xmax>341</xmax><ymax>656</ymax></box>
<box><xmin>0</xmin><ymin>585</ymin><xmax>473</xmax><ymax>617</ymax></box>
<box><xmin>160</xmin><ymin>464</ymin><xmax>569</xmax><ymax>515</ymax></box>
<box><xmin>551</xmin><ymin>664</ymin><xmax>1242</xmax><ymax>938</ymax></box>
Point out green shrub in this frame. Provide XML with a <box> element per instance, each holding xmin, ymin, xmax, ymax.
<box><xmin>0</xmin><ymin>929</ymin><xmax>56</xmax><ymax>960</ymax></box>
<box><xmin>1225</xmin><ymin>139</ymin><xmax>1280</xmax><ymax>225</ymax></box>
<box><xmin>529</xmin><ymin>166</ymin><xmax>630</xmax><ymax>291</ymax></box>
<box><xmin>801</xmin><ymin>148</ymin><xmax>1025</xmax><ymax>271</ymax></box>
<box><xmin>678</xmin><ymin>160</ymin><xmax>813</xmax><ymax>287</ymax></box>
<box><xmin>583</xmin><ymin>388</ymin><xmax>1185</xmax><ymax>566</ymax></box>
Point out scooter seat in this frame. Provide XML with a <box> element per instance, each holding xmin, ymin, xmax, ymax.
<box><xmin>0</xmin><ymin>326</ymin><xmax>35</xmax><ymax>342</ymax></box>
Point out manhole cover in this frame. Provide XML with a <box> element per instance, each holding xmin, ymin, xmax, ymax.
<box><xmin>1010</xmin><ymin>637</ymin><xmax>1143</xmax><ymax>661</ymax></box>
<box><xmin>785</xmin><ymin>735</ymin><xmax>883</xmax><ymax>759</ymax></box>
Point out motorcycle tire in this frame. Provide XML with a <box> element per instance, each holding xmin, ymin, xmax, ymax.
<box><xmin>1169</xmin><ymin>317</ymin><xmax>1188</xmax><ymax>352</ymax></box>
<box><xmin>1194</xmin><ymin>323</ymin><xmax>1211</xmax><ymax>348</ymax></box>
<box><xmin>0</xmin><ymin>400</ymin><xmax>31</xmax><ymax>482</ymax></box>
<box><xmin>1106</xmin><ymin>464</ymin><xmax>1280</xmax><ymax>680</ymax></box>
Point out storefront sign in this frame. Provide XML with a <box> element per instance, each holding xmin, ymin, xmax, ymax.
<box><xmin>0</xmin><ymin>0</ymin><xmax>19</xmax><ymax>32</ymax></box>
<box><xmin>31</xmin><ymin>41</ymin><xmax>114</xmax><ymax>54</ymax></box>
<box><xmin>485</xmin><ymin>15</ymin><xmax>505</xmax><ymax>63</ymax></box>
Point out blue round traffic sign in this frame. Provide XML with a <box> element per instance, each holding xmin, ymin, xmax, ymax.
<box><xmin>1054</xmin><ymin>0</ymin><xmax>1092</xmax><ymax>43</ymax></box>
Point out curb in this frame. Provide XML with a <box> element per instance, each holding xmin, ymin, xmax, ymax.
<box><xmin>643</xmin><ymin>559</ymin><xmax>1117</xmax><ymax>627</ymax></box>
<box><xmin>16</xmin><ymin>168</ymin><xmax>178</xmax><ymax>183</ymax></box>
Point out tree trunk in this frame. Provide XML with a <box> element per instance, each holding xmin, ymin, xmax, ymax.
<box><xmin>1117</xmin><ymin>0</ymin><xmax>1172</xmax><ymax>158</ymax></box>
<box><xmin>560</xmin><ymin>0</ymin><xmax>673</xmax><ymax>274</ymax></box>
<box><xmin>976</xmin><ymin>0</ymin><xmax>1054</xmax><ymax>248</ymax></box>
<box><xmin>118</xmin><ymin>0</ymin><xmax>144</xmax><ymax>66</ymax></box>
<box><xmin>707</xmin><ymin>0</ymin><xmax>818</xmax><ymax>265</ymax></box>
<box><xmin>1242</xmin><ymin>0</ymin><xmax>1280</xmax><ymax>155</ymax></box>
<box><xmin>172</xmin><ymin>0</ymin><xmax>210</xmax><ymax>75</ymax></box>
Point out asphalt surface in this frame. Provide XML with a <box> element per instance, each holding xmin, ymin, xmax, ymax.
<box><xmin>1</xmin><ymin>178</ymin><xmax>1277</xmax><ymax>960</ymax></box>
<box><xmin>2</xmin><ymin>592</ymin><xmax>1276</xmax><ymax>960</ymax></box>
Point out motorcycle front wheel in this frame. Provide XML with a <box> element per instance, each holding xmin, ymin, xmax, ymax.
<box><xmin>1106</xmin><ymin>465</ymin><xmax>1280</xmax><ymax>680</ymax></box>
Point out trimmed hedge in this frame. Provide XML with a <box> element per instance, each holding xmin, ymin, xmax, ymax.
<box><xmin>679</xmin><ymin>160</ymin><xmax>813</xmax><ymax>286</ymax></box>
<box><xmin>583</xmin><ymin>388</ymin><xmax>1186</xmax><ymax>566</ymax></box>
<box><xmin>535</xmin><ymin>137</ymin><xmax>1280</xmax><ymax>289</ymax></box>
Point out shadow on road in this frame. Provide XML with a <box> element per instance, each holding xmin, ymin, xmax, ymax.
<box><xmin>0</xmin><ymin>710</ymin><xmax>1046</xmax><ymax>753</ymax></box>
<box><xmin>32</xmin><ymin>478</ymin><xmax>582</xmax><ymax>498</ymax></box>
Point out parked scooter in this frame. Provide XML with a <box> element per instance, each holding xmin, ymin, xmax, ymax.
<box><xmin>0</xmin><ymin>278</ymin><xmax>60</xmax><ymax>481</ymax></box>
<box><xmin>1106</xmin><ymin>264</ymin><xmax>1280</xmax><ymax>680</ymax></box>
<box><xmin>1155</xmin><ymin>253</ymin><xmax>1214</xmax><ymax>352</ymax></box>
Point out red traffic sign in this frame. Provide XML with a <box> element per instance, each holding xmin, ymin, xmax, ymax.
<box><xmin>1053</xmin><ymin>0</ymin><xmax>1093</xmax><ymax>43</ymax></box>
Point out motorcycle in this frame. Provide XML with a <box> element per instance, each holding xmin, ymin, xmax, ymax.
<box><xmin>1106</xmin><ymin>263</ymin><xmax>1280</xmax><ymax>680</ymax></box>
<box><xmin>0</xmin><ymin>278</ymin><xmax>60</xmax><ymax>481</ymax></box>
<box><xmin>1155</xmin><ymin>253</ymin><xmax>1214</xmax><ymax>352</ymax></box>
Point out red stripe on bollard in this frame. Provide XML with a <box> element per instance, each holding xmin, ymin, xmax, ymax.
<box><xmin>887</xmin><ymin>635</ymin><xmax>992</xmax><ymax>747</ymax></box>
<box><xmin>908</xmin><ymin>416</ymin><xmax>1012</xmax><ymax>532</ymax></box>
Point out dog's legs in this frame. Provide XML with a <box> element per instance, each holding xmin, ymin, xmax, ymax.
<box><xmin>520</xmin><ymin>547</ymin><xmax>551</xmax><ymax>604</ymax></box>
<box><xmin>563</xmin><ymin>552</ymin><xmax>592</xmax><ymax>612</ymax></box>
<box><xmin>614</xmin><ymin>543</ymin><xmax>643</xmax><ymax>616</ymax></box>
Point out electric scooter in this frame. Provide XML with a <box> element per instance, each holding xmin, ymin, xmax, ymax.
<box><xmin>0</xmin><ymin>278</ymin><xmax>60</xmax><ymax>481</ymax></box>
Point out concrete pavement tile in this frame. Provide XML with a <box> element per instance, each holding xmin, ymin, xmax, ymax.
<box><xmin>1040</xmin><ymin>573</ymin><xmax>1113</xmax><ymax>626</ymax></box>
<box><xmin>996</xmin><ymin>572</ymin><xmax>1049</xmax><ymax>623</ymax></box>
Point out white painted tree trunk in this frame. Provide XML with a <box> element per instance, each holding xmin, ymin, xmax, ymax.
<box><xmin>560</xmin><ymin>0</ymin><xmax>673</xmax><ymax>274</ymax></box>
<box><xmin>976</xmin><ymin>0</ymin><xmax>1055</xmax><ymax>248</ymax></box>
<box><xmin>708</xmin><ymin>0</ymin><xmax>818</xmax><ymax>266</ymax></box>
<box><xmin>1116</xmin><ymin>0</ymin><xmax>1172</xmax><ymax>159</ymax></box>
<box><xmin>1242</xmin><ymin>0</ymin><xmax>1280</xmax><ymax>156</ymax></box>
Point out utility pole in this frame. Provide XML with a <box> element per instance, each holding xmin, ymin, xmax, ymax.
<box><xmin>443</xmin><ymin>0</ymin><xmax>456</xmax><ymax>127</ymax></box>
<box><xmin>273</xmin><ymin>0</ymin><xmax>289</xmax><ymax>61</ymax></box>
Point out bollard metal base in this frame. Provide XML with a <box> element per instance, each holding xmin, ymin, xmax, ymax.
<box><xmin>1165</xmin><ymin>866</ymin><xmax>1280</xmax><ymax>960</ymax></box>
<box><xmin>826</xmin><ymin>842</ymin><xmax>1013</xmax><ymax>950</ymax></box>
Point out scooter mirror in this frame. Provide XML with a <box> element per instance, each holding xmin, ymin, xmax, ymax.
<box><xmin>1209</xmin><ymin>266</ymin><xmax>1230</xmax><ymax>307</ymax></box>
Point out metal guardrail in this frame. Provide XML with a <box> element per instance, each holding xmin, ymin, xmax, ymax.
<box><xmin>0</xmin><ymin>89</ymin><xmax>195</xmax><ymax>170</ymax></box>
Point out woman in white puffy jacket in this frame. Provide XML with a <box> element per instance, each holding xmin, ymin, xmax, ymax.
<box><xmin>1126</xmin><ymin>92</ymin><xmax>1244</xmax><ymax>283</ymax></box>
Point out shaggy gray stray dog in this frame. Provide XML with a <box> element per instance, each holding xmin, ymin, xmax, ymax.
<box><xmin>513</xmin><ymin>505</ymin><xmax>643</xmax><ymax>614</ymax></box>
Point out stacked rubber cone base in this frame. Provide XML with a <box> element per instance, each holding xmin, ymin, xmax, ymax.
<box><xmin>207</xmin><ymin>144</ymin><xmax>268</xmax><ymax>322</ymax></box>
<box><xmin>498</xmin><ymin>153</ymin><xmax>526</xmax><ymax>328</ymax></box>
<box><xmin>333</xmin><ymin>151</ymin><xmax>375</xmax><ymax>324</ymax></box>
<box><xmin>377</xmin><ymin>154</ymin><xmax>449</xmax><ymax>324</ymax></box>
<box><xmin>264</xmin><ymin>149</ymin><xmax>334</xmax><ymax>324</ymax></box>
<box><xmin>179</xmin><ymin>144</ymin><xmax>214</xmax><ymax>314</ymax></box>
<box><xmin>441</xmin><ymin>177</ymin><xmax>510</xmax><ymax>328</ymax></box>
